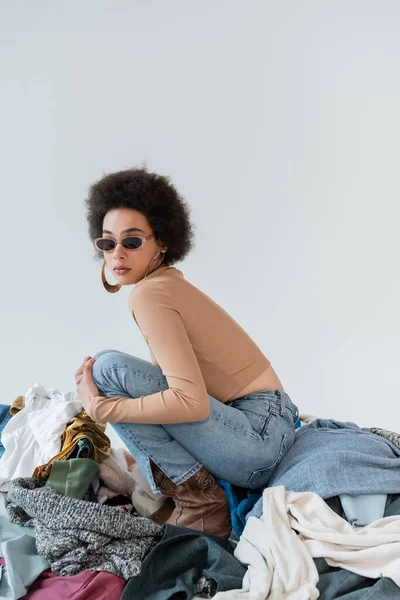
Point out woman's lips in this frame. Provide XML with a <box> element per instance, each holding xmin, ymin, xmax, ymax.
<box><xmin>114</xmin><ymin>268</ymin><xmax>131</xmax><ymax>275</ymax></box>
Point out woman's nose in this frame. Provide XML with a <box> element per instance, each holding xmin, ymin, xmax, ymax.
<box><xmin>113</xmin><ymin>242</ymin><xmax>126</xmax><ymax>258</ymax></box>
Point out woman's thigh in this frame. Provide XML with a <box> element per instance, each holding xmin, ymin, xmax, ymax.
<box><xmin>92</xmin><ymin>350</ymin><xmax>169</xmax><ymax>398</ymax></box>
<box><xmin>92</xmin><ymin>350</ymin><xmax>295</xmax><ymax>488</ymax></box>
<box><xmin>165</xmin><ymin>392</ymin><xmax>296</xmax><ymax>488</ymax></box>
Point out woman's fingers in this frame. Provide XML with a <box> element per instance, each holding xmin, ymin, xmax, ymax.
<box><xmin>82</xmin><ymin>359</ymin><xmax>97</xmax><ymax>377</ymax></box>
<box><xmin>84</xmin><ymin>358</ymin><xmax>96</xmax><ymax>366</ymax></box>
<box><xmin>75</xmin><ymin>356</ymin><xmax>96</xmax><ymax>381</ymax></box>
<box><xmin>75</xmin><ymin>358</ymin><xmax>87</xmax><ymax>376</ymax></box>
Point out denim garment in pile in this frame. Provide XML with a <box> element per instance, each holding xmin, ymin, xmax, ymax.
<box><xmin>247</xmin><ymin>418</ymin><xmax>400</xmax><ymax>521</ymax></box>
<box><xmin>0</xmin><ymin>405</ymin><xmax>12</xmax><ymax>458</ymax></box>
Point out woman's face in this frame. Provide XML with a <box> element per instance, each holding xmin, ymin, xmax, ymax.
<box><xmin>101</xmin><ymin>208</ymin><xmax>165</xmax><ymax>285</ymax></box>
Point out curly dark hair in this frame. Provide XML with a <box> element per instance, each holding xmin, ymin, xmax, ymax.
<box><xmin>85</xmin><ymin>165</ymin><xmax>196</xmax><ymax>266</ymax></box>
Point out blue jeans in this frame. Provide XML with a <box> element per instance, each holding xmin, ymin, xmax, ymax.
<box><xmin>92</xmin><ymin>349</ymin><xmax>299</xmax><ymax>494</ymax></box>
<box><xmin>0</xmin><ymin>405</ymin><xmax>12</xmax><ymax>458</ymax></box>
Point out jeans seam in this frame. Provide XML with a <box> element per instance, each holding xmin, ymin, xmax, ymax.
<box><xmin>210</xmin><ymin>411</ymin><xmax>260</xmax><ymax>438</ymax></box>
<box><xmin>281</xmin><ymin>412</ymin><xmax>296</xmax><ymax>428</ymax></box>
<box><xmin>0</xmin><ymin>409</ymin><xmax>12</xmax><ymax>436</ymax></box>
<box><xmin>174</xmin><ymin>462</ymin><xmax>203</xmax><ymax>484</ymax></box>
<box><xmin>259</xmin><ymin>414</ymin><xmax>272</xmax><ymax>439</ymax></box>
<box><xmin>247</xmin><ymin>433</ymin><xmax>288</xmax><ymax>487</ymax></box>
<box><xmin>114</xmin><ymin>423</ymin><xmax>201</xmax><ymax>487</ymax></box>
<box><xmin>114</xmin><ymin>423</ymin><xmax>168</xmax><ymax>486</ymax></box>
<box><xmin>98</xmin><ymin>365</ymin><xmax>166</xmax><ymax>393</ymax></box>
<box><xmin>277</xmin><ymin>390</ymin><xmax>285</xmax><ymax>415</ymax></box>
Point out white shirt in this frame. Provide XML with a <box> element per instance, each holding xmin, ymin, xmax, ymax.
<box><xmin>214</xmin><ymin>485</ymin><xmax>400</xmax><ymax>600</ymax></box>
<box><xmin>0</xmin><ymin>383</ymin><xmax>82</xmax><ymax>491</ymax></box>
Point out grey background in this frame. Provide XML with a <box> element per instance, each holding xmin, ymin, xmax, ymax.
<box><xmin>0</xmin><ymin>1</ymin><xmax>399</xmax><ymax>449</ymax></box>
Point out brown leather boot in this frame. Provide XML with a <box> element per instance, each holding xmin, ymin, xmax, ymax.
<box><xmin>151</xmin><ymin>462</ymin><xmax>232</xmax><ymax>537</ymax></box>
<box><xmin>147</xmin><ymin>497</ymin><xmax>175</xmax><ymax>525</ymax></box>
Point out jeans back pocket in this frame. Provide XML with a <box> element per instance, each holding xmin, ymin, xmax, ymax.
<box><xmin>229</xmin><ymin>396</ymin><xmax>271</xmax><ymax>437</ymax></box>
<box><xmin>246</xmin><ymin>433</ymin><xmax>290</xmax><ymax>489</ymax></box>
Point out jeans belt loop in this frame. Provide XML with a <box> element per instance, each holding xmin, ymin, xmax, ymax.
<box><xmin>277</xmin><ymin>390</ymin><xmax>285</xmax><ymax>415</ymax></box>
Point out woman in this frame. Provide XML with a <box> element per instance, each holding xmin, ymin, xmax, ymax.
<box><xmin>75</xmin><ymin>166</ymin><xmax>299</xmax><ymax>538</ymax></box>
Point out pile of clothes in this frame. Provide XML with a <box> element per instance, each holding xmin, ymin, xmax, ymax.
<box><xmin>0</xmin><ymin>384</ymin><xmax>246</xmax><ymax>599</ymax></box>
<box><xmin>1</xmin><ymin>383</ymin><xmax>400</xmax><ymax>599</ymax></box>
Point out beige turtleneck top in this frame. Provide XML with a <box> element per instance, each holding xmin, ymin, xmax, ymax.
<box><xmin>85</xmin><ymin>265</ymin><xmax>271</xmax><ymax>424</ymax></box>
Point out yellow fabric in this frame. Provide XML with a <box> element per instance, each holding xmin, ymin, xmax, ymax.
<box><xmin>10</xmin><ymin>395</ymin><xmax>25</xmax><ymax>415</ymax></box>
<box><xmin>83</xmin><ymin>265</ymin><xmax>271</xmax><ymax>425</ymax></box>
<box><xmin>32</xmin><ymin>409</ymin><xmax>111</xmax><ymax>482</ymax></box>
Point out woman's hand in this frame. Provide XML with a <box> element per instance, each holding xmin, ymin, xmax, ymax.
<box><xmin>75</xmin><ymin>356</ymin><xmax>101</xmax><ymax>411</ymax></box>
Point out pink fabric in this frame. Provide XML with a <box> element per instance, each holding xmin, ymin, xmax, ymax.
<box><xmin>97</xmin><ymin>448</ymin><xmax>137</xmax><ymax>503</ymax></box>
<box><xmin>22</xmin><ymin>569</ymin><xmax>126</xmax><ymax>599</ymax></box>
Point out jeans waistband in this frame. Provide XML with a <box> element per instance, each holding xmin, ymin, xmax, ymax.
<box><xmin>246</xmin><ymin>389</ymin><xmax>286</xmax><ymax>412</ymax></box>
<box><xmin>229</xmin><ymin>389</ymin><xmax>299</xmax><ymax>421</ymax></box>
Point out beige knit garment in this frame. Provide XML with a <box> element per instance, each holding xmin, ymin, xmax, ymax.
<box><xmin>85</xmin><ymin>265</ymin><xmax>271</xmax><ymax>424</ymax></box>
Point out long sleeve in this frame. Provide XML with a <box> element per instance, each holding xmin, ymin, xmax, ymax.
<box><xmin>148</xmin><ymin>344</ymin><xmax>158</xmax><ymax>367</ymax></box>
<box><xmin>86</xmin><ymin>284</ymin><xmax>210</xmax><ymax>424</ymax></box>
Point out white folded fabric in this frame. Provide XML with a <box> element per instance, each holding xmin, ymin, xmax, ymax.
<box><xmin>0</xmin><ymin>383</ymin><xmax>82</xmax><ymax>491</ymax></box>
<box><xmin>214</xmin><ymin>485</ymin><xmax>400</xmax><ymax>600</ymax></box>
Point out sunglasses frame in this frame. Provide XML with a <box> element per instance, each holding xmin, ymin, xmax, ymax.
<box><xmin>94</xmin><ymin>232</ymin><xmax>155</xmax><ymax>253</ymax></box>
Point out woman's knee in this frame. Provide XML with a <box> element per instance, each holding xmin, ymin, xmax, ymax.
<box><xmin>93</xmin><ymin>348</ymin><xmax>121</xmax><ymax>359</ymax></box>
<box><xmin>92</xmin><ymin>350</ymin><xmax>147</xmax><ymax>387</ymax></box>
<box><xmin>92</xmin><ymin>350</ymin><xmax>127</xmax><ymax>387</ymax></box>
<box><xmin>92</xmin><ymin>350</ymin><xmax>166</xmax><ymax>398</ymax></box>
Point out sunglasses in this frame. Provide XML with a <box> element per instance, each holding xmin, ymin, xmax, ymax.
<box><xmin>94</xmin><ymin>232</ymin><xmax>155</xmax><ymax>252</ymax></box>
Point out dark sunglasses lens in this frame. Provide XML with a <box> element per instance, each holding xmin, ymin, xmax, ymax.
<box><xmin>96</xmin><ymin>238</ymin><xmax>116</xmax><ymax>251</ymax></box>
<box><xmin>122</xmin><ymin>237</ymin><xmax>143</xmax><ymax>250</ymax></box>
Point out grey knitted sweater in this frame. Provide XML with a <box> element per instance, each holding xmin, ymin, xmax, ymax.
<box><xmin>6</xmin><ymin>477</ymin><xmax>162</xmax><ymax>578</ymax></box>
